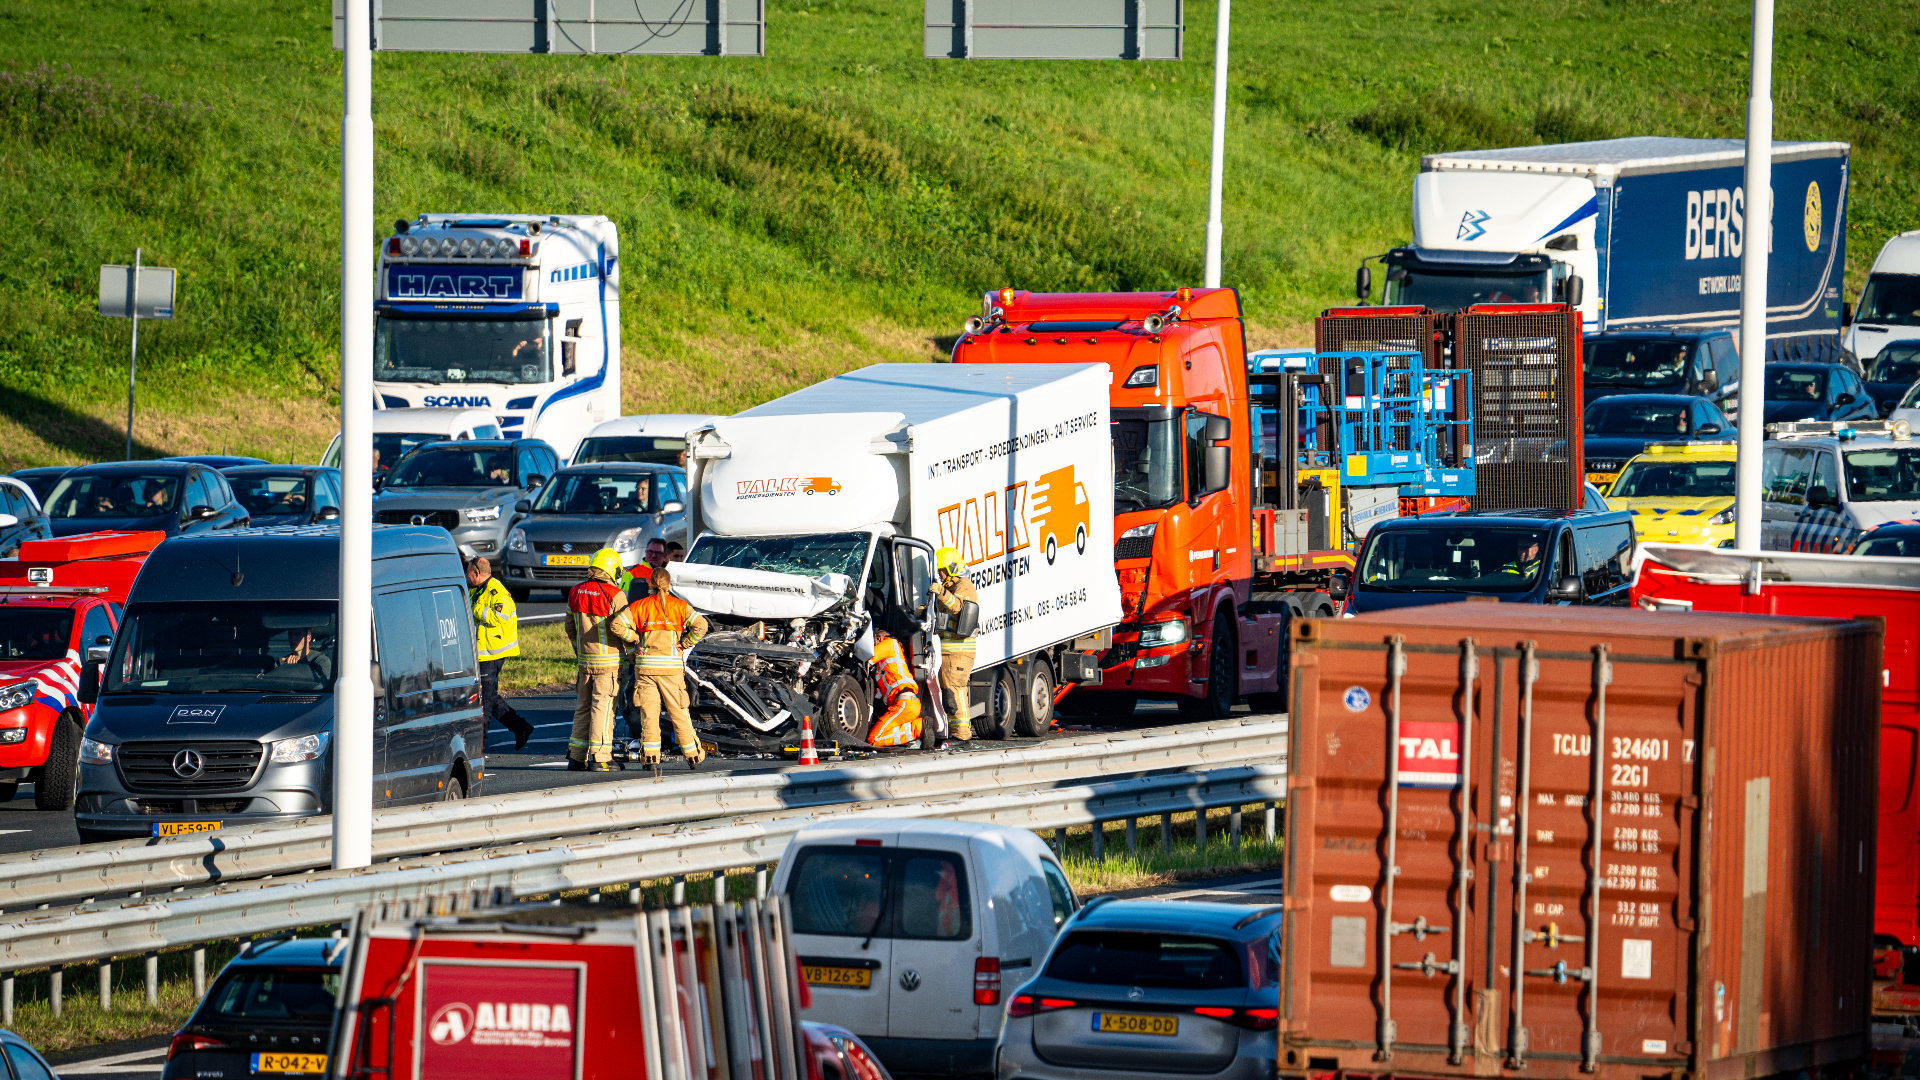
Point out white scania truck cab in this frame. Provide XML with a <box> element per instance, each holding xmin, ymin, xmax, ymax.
<box><xmin>374</xmin><ymin>214</ymin><xmax>621</xmax><ymax>462</ymax></box>
<box><xmin>676</xmin><ymin>363</ymin><xmax>1123</xmax><ymax>753</ymax></box>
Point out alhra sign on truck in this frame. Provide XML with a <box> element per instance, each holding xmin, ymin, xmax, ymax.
<box><xmin>677</xmin><ymin>363</ymin><xmax>1122</xmax><ymax>752</ymax></box>
<box><xmin>1362</xmin><ymin>137</ymin><xmax>1850</xmax><ymax>355</ymax></box>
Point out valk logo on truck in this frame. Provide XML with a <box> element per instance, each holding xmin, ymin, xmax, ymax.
<box><xmin>420</xmin><ymin>962</ymin><xmax>579</xmax><ymax>1076</ymax></box>
<box><xmin>734</xmin><ymin>476</ymin><xmax>842</xmax><ymax>499</ymax></box>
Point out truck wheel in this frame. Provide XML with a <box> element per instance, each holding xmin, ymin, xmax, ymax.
<box><xmin>1015</xmin><ymin>659</ymin><xmax>1054</xmax><ymax>738</ymax></box>
<box><xmin>820</xmin><ymin>675</ymin><xmax>870</xmax><ymax>746</ymax></box>
<box><xmin>36</xmin><ymin>717</ymin><xmax>81</xmax><ymax>812</ymax></box>
<box><xmin>975</xmin><ymin>668</ymin><xmax>1018</xmax><ymax>741</ymax></box>
<box><xmin>1178</xmin><ymin>611</ymin><xmax>1238</xmax><ymax>722</ymax></box>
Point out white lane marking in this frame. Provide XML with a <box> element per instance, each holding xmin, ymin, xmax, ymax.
<box><xmin>57</xmin><ymin>1046</ymin><xmax>168</xmax><ymax>1073</ymax></box>
<box><xmin>0</xmin><ymin>830</ymin><xmax>31</xmax><ymax>835</ymax></box>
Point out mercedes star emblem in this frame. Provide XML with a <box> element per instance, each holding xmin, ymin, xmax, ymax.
<box><xmin>409</xmin><ymin>513</ymin><xmax>428</xmax><ymax>527</ymax></box>
<box><xmin>171</xmin><ymin>748</ymin><xmax>205</xmax><ymax>779</ymax></box>
<box><xmin>898</xmin><ymin>969</ymin><xmax>921</xmax><ymax>992</ymax></box>
<box><xmin>1127</xmin><ymin>986</ymin><xmax>1145</xmax><ymax>1001</ymax></box>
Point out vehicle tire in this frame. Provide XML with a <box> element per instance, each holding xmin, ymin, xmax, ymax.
<box><xmin>819</xmin><ymin>674</ymin><xmax>871</xmax><ymax>746</ymax></box>
<box><xmin>443</xmin><ymin>774</ymin><xmax>467</xmax><ymax>801</ymax></box>
<box><xmin>1245</xmin><ymin>591</ymin><xmax>1294</xmax><ymax>615</ymax></box>
<box><xmin>36</xmin><ymin>717</ymin><xmax>81</xmax><ymax>812</ymax></box>
<box><xmin>1044</xmin><ymin>535</ymin><xmax>1057</xmax><ymax>565</ymax></box>
<box><xmin>1177</xmin><ymin>610</ymin><xmax>1238</xmax><ymax>722</ymax></box>
<box><xmin>507</xmin><ymin>585</ymin><xmax>530</xmax><ymax>604</ymax></box>
<box><xmin>1015</xmin><ymin>659</ymin><xmax>1055</xmax><ymax>738</ymax></box>
<box><xmin>975</xmin><ymin>667</ymin><xmax>1019</xmax><ymax>741</ymax></box>
<box><xmin>1075</xmin><ymin>524</ymin><xmax>1087</xmax><ymax>555</ymax></box>
<box><xmin>0</xmin><ymin>780</ymin><xmax>17</xmax><ymax>803</ymax></box>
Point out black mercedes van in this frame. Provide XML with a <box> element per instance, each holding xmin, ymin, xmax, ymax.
<box><xmin>73</xmin><ymin>524</ymin><xmax>484</xmax><ymax>843</ymax></box>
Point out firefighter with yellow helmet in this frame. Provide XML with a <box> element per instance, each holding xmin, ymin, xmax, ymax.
<box><xmin>565</xmin><ymin>547</ymin><xmax>638</xmax><ymax>771</ymax></box>
<box><xmin>929</xmin><ymin>546</ymin><xmax>978</xmax><ymax>741</ymax></box>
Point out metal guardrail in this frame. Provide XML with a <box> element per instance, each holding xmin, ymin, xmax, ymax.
<box><xmin>2</xmin><ymin>717</ymin><xmax>1285</xmax><ymax>912</ymax></box>
<box><xmin>0</xmin><ymin>761</ymin><xmax>1285</xmax><ymax>970</ymax></box>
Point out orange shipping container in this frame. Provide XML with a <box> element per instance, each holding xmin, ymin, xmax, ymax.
<box><xmin>1282</xmin><ymin>604</ymin><xmax>1878</xmax><ymax>1080</ymax></box>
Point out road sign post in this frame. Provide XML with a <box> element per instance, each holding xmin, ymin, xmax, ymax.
<box><xmin>97</xmin><ymin>253</ymin><xmax>176</xmax><ymax>461</ymax></box>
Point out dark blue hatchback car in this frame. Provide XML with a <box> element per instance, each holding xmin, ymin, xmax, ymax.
<box><xmin>996</xmin><ymin>899</ymin><xmax>1281</xmax><ymax>1080</ymax></box>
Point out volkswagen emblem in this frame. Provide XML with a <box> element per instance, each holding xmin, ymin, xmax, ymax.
<box><xmin>898</xmin><ymin>969</ymin><xmax>921</xmax><ymax>992</ymax></box>
<box><xmin>171</xmin><ymin>749</ymin><xmax>205</xmax><ymax>779</ymax></box>
<box><xmin>409</xmin><ymin>513</ymin><xmax>428</xmax><ymax>527</ymax></box>
<box><xmin>1127</xmin><ymin>986</ymin><xmax>1145</xmax><ymax>1001</ymax></box>
<box><xmin>562</xmin><ymin>543</ymin><xmax>573</xmax><ymax>553</ymax></box>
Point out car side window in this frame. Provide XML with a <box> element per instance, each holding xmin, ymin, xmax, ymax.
<box><xmin>1710</xmin><ymin>337</ymin><xmax>1739</xmax><ymax>385</ymax></box>
<box><xmin>541</xmin><ymin>448</ymin><xmax>561</xmax><ymax>477</ymax></box>
<box><xmin>1763</xmin><ymin>447</ymin><xmax>1813</xmax><ymax>504</ymax></box>
<box><xmin>1811</xmin><ymin>452</ymin><xmax>1841</xmax><ymax>500</ymax></box>
<box><xmin>1042</xmin><ymin>860</ymin><xmax>1076</xmax><ymax>928</ymax></box>
<box><xmin>81</xmin><ymin>603</ymin><xmax>115</xmax><ymax>649</ymax></box>
<box><xmin>515</xmin><ymin>449</ymin><xmax>539</xmax><ymax>485</ymax></box>
<box><xmin>210</xmin><ymin>472</ymin><xmax>236</xmax><ymax>507</ymax></box>
<box><xmin>0</xmin><ymin>483</ymin><xmax>21</xmax><ymax>517</ymax></box>
<box><xmin>184</xmin><ymin>472</ymin><xmax>212</xmax><ymax>512</ymax></box>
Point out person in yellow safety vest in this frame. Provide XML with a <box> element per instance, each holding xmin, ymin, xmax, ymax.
<box><xmin>466</xmin><ymin>557</ymin><xmax>535</xmax><ymax>752</ymax></box>
<box><xmin>866</xmin><ymin>629</ymin><xmax>922</xmax><ymax>747</ymax></box>
<box><xmin>627</xmin><ymin>566</ymin><xmax>710</xmax><ymax>769</ymax></box>
<box><xmin>928</xmin><ymin>546</ymin><xmax>978</xmax><ymax>741</ymax></box>
<box><xmin>565</xmin><ymin>548</ymin><xmax>638</xmax><ymax>771</ymax></box>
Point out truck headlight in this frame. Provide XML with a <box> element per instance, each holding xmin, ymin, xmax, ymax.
<box><xmin>1120</xmin><ymin>523</ymin><xmax>1157</xmax><ymax>539</ymax></box>
<box><xmin>80</xmin><ymin>737</ymin><xmax>116</xmax><ymax>764</ymax></box>
<box><xmin>507</xmin><ymin>527</ymin><xmax>528</xmax><ymax>552</ymax></box>
<box><xmin>1708</xmin><ymin>507</ymin><xmax>1735</xmax><ymax>525</ymax></box>
<box><xmin>464</xmin><ymin>505</ymin><xmax>502</xmax><ymax>522</ymax></box>
<box><xmin>0</xmin><ymin>681</ymin><xmax>35</xmax><ymax>713</ymax></box>
<box><xmin>1137</xmin><ymin>617</ymin><xmax>1189</xmax><ymax>647</ymax></box>
<box><xmin>269</xmin><ymin>732</ymin><xmax>330</xmax><ymax>764</ymax></box>
<box><xmin>612</xmin><ymin>527</ymin><xmax>643</xmax><ymax>553</ymax></box>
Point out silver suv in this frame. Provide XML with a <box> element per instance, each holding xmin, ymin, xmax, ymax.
<box><xmin>372</xmin><ymin>439</ymin><xmax>560</xmax><ymax>559</ymax></box>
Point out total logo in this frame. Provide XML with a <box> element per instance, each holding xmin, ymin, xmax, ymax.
<box><xmin>429</xmin><ymin>1000</ymin><xmax>574</xmax><ymax>1048</ymax></box>
<box><xmin>734</xmin><ymin>477</ymin><xmax>842</xmax><ymax>499</ymax></box>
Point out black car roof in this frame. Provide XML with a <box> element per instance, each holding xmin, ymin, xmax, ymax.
<box><xmin>130</xmin><ymin>525</ymin><xmax>457</xmax><ymax>603</ymax></box>
<box><xmin>7</xmin><ymin>466</ymin><xmax>72</xmax><ymax>477</ymax></box>
<box><xmin>223</xmin><ymin>464</ymin><xmax>336</xmax><ymax>476</ymax></box>
<box><xmin>62</xmin><ymin>461</ymin><xmax>198</xmax><ymax>475</ymax></box>
<box><xmin>1586</xmin><ymin>329</ymin><xmax>1728</xmax><ymax>339</ymax></box>
<box><xmin>553</xmin><ymin>461</ymin><xmax>682</xmax><ymax>474</ymax></box>
<box><xmin>405</xmin><ymin>439</ymin><xmax>548</xmax><ymax>451</ymax></box>
<box><xmin>1766</xmin><ymin>362</ymin><xmax>1841</xmax><ymax>371</ymax></box>
<box><xmin>1376</xmin><ymin>507</ymin><xmax>1630</xmax><ymax>525</ymax></box>
<box><xmin>224</xmin><ymin>936</ymin><xmax>346</xmax><ymax>969</ymax></box>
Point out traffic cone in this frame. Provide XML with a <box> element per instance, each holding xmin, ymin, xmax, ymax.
<box><xmin>798</xmin><ymin>713</ymin><xmax>820</xmax><ymax>765</ymax></box>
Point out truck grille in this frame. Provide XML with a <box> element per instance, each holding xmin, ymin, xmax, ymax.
<box><xmin>376</xmin><ymin>509</ymin><xmax>460</xmax><ymax>529</ymax></box>
<box><xmin>117</xmin><ymin>741</ymin><xmax>265</xmax><ymax>793</ymax></box>
<box><xmin>1114</xmin><ymin>536</ymin><xmax>1153</xmax><ymax>561</ymax></box>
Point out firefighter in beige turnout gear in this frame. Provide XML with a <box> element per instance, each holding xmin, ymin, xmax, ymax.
<box><xmin>628</xmin><ymin>566</ymin><xmax>710</xmax><ymax>768</ymax></box>
<box><xmin>566</xmin><ymin>548</ymin><xmax>637</xmax><ymax>771</ymax></box>
<box><xmin>929</xmin><ymin>546</ymin><xmax>977</xmax><ymax>741</ymax></box>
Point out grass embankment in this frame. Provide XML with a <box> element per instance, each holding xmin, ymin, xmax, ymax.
<box><xmin>7</xmin><ymin>806</ymin><xmax>1277</xmax><ymax>1050</ymax></box>
<box><xmin>2</xmin><ymin>0</ymin><xmax>1915</xmax><ymax>467</ymax></box>
<box><xmin>497</xmin><ymin>619</ymin><xmax>577</xmax><ymax>694</ymax></box>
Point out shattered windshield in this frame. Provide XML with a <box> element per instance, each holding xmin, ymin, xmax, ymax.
<box><xmin>685</xmin><ymin>532</ymin><xmax>872</xmax><ymax>578</ymax></box>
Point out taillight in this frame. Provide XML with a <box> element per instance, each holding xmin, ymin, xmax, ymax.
<box><xmin>168</xmin><ymin>1034</ymin><xmax>224</xmax><ymax>1060</ymax></box>
<box><xmin>517</xmin><ymin>238</ymin><xmax>532</xmax><ymax>257</ymax></box>
<box><xmin>1007</xmin><ymin>994</ymin><xmax>1077</xmax><ymax>1018</ymax></box>
<box><xmin>974</xmin><ymin>957</ymin><xmax>1001</xmax><ymax>1005</ymax></box>
<box><xmin>1193</xmin><ymin>1006</ymin><xmax>1278</xmax><ymax>1031</ymax></box>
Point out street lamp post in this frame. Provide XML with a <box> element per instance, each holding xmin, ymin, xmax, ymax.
<box><xmin>1732</xmin><ymin>0</ymin><xmax>1773</xmax><ymax>552</ymax></box>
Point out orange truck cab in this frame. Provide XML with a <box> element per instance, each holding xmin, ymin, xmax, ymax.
<box><xmin>0</xmin><ymin>530</ymin><xmax>163</xmax><ymax>810</ymax></box>
<box><xmin>951</xmin><ymin>288</ymin><xmax>1296</xmax><ymax>718</ymax></box>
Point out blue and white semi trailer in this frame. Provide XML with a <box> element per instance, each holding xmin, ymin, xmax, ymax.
<box><xmin>374</xmin><ymin>213</ymin><xmax>621</xmax><ymax>461</ymax></box>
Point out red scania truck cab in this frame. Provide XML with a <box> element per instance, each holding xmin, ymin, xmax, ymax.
<box><xmin>951</xmin><ymin>287</ymin><xmax>1294</xmax><ymax>718</ymax></box>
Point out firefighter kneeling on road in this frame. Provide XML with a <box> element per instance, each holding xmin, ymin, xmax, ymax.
<box><xmin>866</xmin><ymin>629</ymin><xmax>922</xmax><ymax>748</ymax></box>
<box><xmin>566</xmin><ymin>548</ymin><xmax>637</xmax><ymax>772</ymax></box>
<box><xmin>629</xmin><ymin>566</ymin><xmax>709</xmax><ymax>769</ymax></box>
<box><xmin>929</xmin><ymin>547</ymin><xmax>978</xmax><ymax>741</ymax></box>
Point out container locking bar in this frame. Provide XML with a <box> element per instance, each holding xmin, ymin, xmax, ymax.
<box><xmin>1582</xmin><ymin>645</ymin><xmax>1612</xmax><ymax>1073</ymax></box>
<box><xmin>1506</xmin><ymin>642</ymin><xmax>1539</xmax><ymax>1071</ymax></box>
<box><xmin>1389</xmin><ymin>916</ymin><xmax>1449</xmax><ymax>940</ymax></box>
<box><xmin>1376</xmin><ymin>635</ymin><xmax>1408</xmax><ymax>1063</ymax></box>
<box><xmin>1449</xmin><ymin>639</ymin><xmax>1477</xmax><ymax>1066</ymax></box>
<box><xmin>1395</xmin><ymin>952</ymin><xmax>1460</xmax><ymax>978</ymax></box>
<box><xmin>1524</xmin><ymin>960</ymin><xmax>1595</xmax><ymax>984</ymax></box>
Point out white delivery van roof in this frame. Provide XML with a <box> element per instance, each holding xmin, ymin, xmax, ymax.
<box><xmin>370</xmin><ymin>407</ymin><xmax>499</xmax><ymax>434</ymax></box>
<box><xmin>584</xmin><ymin>413</ymin><xmax>725</xmax><ymax>438</ymax></box>
<box><xmin>1423</xmin><ymin>137</ymin><xmax>1850</xmax><ymax>181</ymax></box>
<box><xmin>737</xmin><ymin>363</ymin><xmax>1106</xmax><ymax>426</ymax></box>
<box><xmin>1869</xmin><ymin>231</ymin><xmax>1920</xmax><ymax>275</ymax></box>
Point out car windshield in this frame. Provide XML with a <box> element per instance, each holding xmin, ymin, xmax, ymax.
<box><xmin>1856</xmin><ymin>533</ymin><xmax>1920</xmax><ymax>558</ymax></box>
<box><xmin>574</xmin><ymin>436</ymin><xmax>689</xmax><ymax>466</ymax></box>
<box><xmin>230</xmin><ymin>475</ymin><xmax>311</xmax><ymax>517</ymax></box>
<box><xmin>43</xmin><ymin>474</ymin><xmax>179</xmax><ymax>519</ymax></box>
<box><xmin>1359</xmin><ymin>526</ymin><xmax>1548</xmax><ymax>592</ymax></box>
<box><xmin>106</xmin><ymin>602</ymin><xmax>338</xmax><ymax>694</ymax></box>
<box><xmin>1113</xmin><ymin>417</ymin><xmax>1182</xmax><ymax>513</ymax></box>
<box><xmin>1044</xmin><ymin>931</ymin><xmax>1248</xmax><ymax>990</ymax></box>
<box><xmin>534</xmin><ymin>473</ymin><xmax>653</xmax><ymax>514</ymax></box>
<box><xmin>0</xmin><ymin>608</ymin><xmax>75</xmax><ymax>661</ymax></box>
<box><xmin>1843</xmin><ymin>447</ymin><xmax>1920</xmax><ymax>502</ymax></box>
<box><xmin>1868</xmin><ymin>345</ymin><xmax>1920</xmax><ymax>386</ymax></box>
<box><xmin>206</xmin><ymin>966</ymin><xmax>342</xmax><ymax>1022</ymax></box>
<box><xmin>385</xmin><ymin>448</ymin><xmax>512</xmax><ymax>488</ymax></box>
<box><xmin>1387</xmin><ymin>267</ymin><xmax>1547</xmax><ymax>312</ymax></box>
<box><xmin>372</xmin><ymin>433</ymin><xmax>458</xmax><ymax>477</ymax></box>
<box><xmin>374</xmin><ymin>315</ymin><xmax>552</xmax><ymax>385</ymax></box>
<box><xmin>1609</xmin><ymin>458</ymin><xmax>1737</xmax><ymax>498</ymax></box>
<box><xmin>1585</xmin><ymin>339</ymin><xmax>1691</xmax><ymax>390</ymax></box>
<box><xmin>1858</xmin><ymin>273</ymin><xmax>1920</xmax><ymax>327</ymax></box>
<box><xmin>1766</xmin><ymin>368</ymin><xmax>1827</xmax><ymax>402</ymax></box>
<box><xmin>1584</xmin><ymin>400</ymin><xmax>1698</xmax><ymax>436</ymax></box>
<box><xmin>686</xmin><ymin>533</ymin><xmax>871</xmax><ymax>578</ymax></box>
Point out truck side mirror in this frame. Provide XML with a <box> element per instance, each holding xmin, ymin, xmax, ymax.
<box><xmin>1327</xmin><ymin>571</ymin><xmax>1351</xmax><ymax>602</ymax></box>
<box><xmin>1203</xmin><ymin>445</ymin><xmax>1231</xmax><ymax>495</ymax></box>
<box><xmin>79</xmin><ymin>661</ymin><xmax>101</xmax><ymax>704</ymax></box>
<box><xmin>317</xmin><ymin>505</ymin><xmax>341</xmax><ymax>521</ymax></box>
<box><xmin>1355</xmin><ymin>264</ymin><xmax>1371</xmax><ymax>302</ymax></box>
<box><xmin>1205</xmin><ymin>415</ymin><xmax>1231</xmax><ymax>443</ymax></box>
<box><xmin>1563</xmin><ymin>275</ymin><xmax>1585</xmax><ymax>307</ymax></box>
<box><xmin>1808</xmin><ymin>485</ymin><xmax>1839</xmax><ymax>508</ymax></box>
<box><xmin>1549</xmin><ymin>575</ymin><xmax>1583</xmax><ymax>602</ymax></box>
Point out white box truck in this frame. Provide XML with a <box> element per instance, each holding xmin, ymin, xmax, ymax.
<box><xmin>676</xmin><ymin>363</ymin><xmax>1123</xmax><ymax>752</ymax></box>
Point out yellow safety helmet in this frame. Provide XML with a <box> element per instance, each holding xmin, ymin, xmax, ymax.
<box><xmin>590</xmin><ymin>547</ymin><xmax>624</xmax><ymax>579</ymax></box>
<box><xmin>935</xmin><ymin>546</ymin><xmax>963</xmax><ymax>577</ymax></box>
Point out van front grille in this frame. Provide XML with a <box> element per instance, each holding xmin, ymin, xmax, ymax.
<box><xmin>117</xmin><ymin>741</ymin><xmax>265</xmax><ymax>793</ymax></box>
